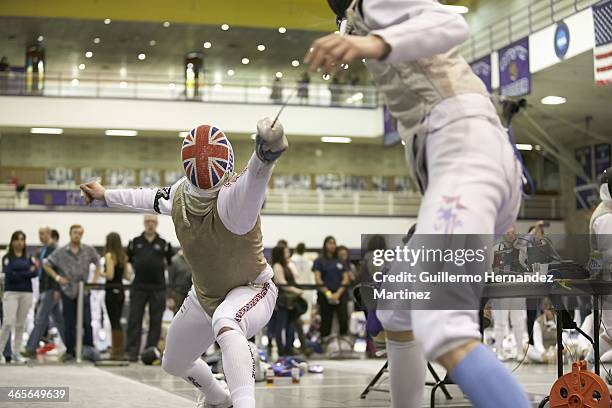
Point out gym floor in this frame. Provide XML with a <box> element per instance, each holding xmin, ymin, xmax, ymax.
<box><xmin>2</xmin><ymin>359</ymin><xmax>558</xmax><ymax>407</ymax></box>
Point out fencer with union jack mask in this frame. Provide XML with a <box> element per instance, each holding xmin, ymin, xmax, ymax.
<box><xmin>80</xmin><ymin>118</ymin><xmax>287</xmax><ymax>408</ymax></box>
<box><xmin>306</xmin><ymin>1</ymin><xmax>526</xmax><ymax>407</ymax></box>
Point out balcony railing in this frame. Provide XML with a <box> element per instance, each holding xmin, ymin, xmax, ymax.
<box><xmin>459</xmin><ymin>0</ymin><xmax>600</xmax><ymax>62</ymax></box>
<box><xmin>0</xmin><ymin>71</ymin><xmax>379</xmax><ymax>109</ymax></box>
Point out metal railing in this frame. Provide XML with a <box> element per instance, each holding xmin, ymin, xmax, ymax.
<box><xmin>0</xmin><ymin>71</ymin><xmax>379</xmax><ymax>109</ymax></box>
<box><xmin>459</xmin><ymin>0</ymin><xmax>600</xmax><ymax>62</ymax></box>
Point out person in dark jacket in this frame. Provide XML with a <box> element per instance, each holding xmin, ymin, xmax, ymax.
<box><xmin>0</xmin><ymin>231</ymin><xmax>37</xmax><ymax>364</ymax></box>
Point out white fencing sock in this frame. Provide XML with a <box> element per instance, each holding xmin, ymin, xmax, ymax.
<box><xmin>217</xmin><ymin>330</ymin><xmax>256</xmax><ymax>408</ymax></box>
<box><xmin>184</xmin><ymin>358</ymin><xmax>229</xmax><ymax>404</ymax></box>
<box><xmin>386</xmin><ymin>339</ymin><xmax>427</xmax><ymax>408</ymax></box>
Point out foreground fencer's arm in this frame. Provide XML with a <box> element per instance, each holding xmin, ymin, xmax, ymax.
<box><xmin>364</xmin><ymin>0</ymin><xmax>469</xmax><ymax>63</ymax></box>
<box><xmin>103</xmin><ymin>179</ymin><xmax>182</xmax><ymax>215</ymax></box>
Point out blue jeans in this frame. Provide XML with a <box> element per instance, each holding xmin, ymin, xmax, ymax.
<box><xmin>62</xmin><ymin>291</ymin><xmax>93</xmax><ymax>357</ymax></box>
<box><xmin>26</xmin><ymin>289</ymin><xmax>65</xmax><ymax>353</ymax></box>
<box><xmin>274</xmin><ymin>307</ymin><xmax>295</xmax><ymax>355</ymax></box>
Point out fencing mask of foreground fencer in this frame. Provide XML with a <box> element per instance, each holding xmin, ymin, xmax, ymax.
<box><xmin>181</xmin><ymin>124</ymin><xmax>234</xmax><ymax>192</ymax></box>
<box><xmin>600</xmin><ymin>167</ymin><xmax>612</xmax><ymax>201</ymax></box>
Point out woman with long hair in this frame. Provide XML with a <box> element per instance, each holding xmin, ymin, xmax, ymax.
<box><xmin>0</xmin><ymin>231</ymin><xmax>37</xmax><ymax>364</ymax></box>
<box><xmin>272</xmin><ymin>245</ymin><xmax>304</xmax><ymax>356</ymax></box>
<box><xmin>97</xmin><ymin>232</ymin><xmax>131</xmax><ymax>360</ymax></box>
<box><xmin>313</xmin><ymin>236</ymin><xmax>350</xmax><ymax>340</ymax></box>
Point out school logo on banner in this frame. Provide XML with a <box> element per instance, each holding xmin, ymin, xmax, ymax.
<box><xmin>554</xmin><ymin>21</ymin><xmax>570</xmax><ymax>59</ymax></box>
<box><xmin>499</xmin><ymin>37</ymin><xmax>531</xmax><ymax>97</ymax></box>
<box><xmin>469</xmin><ymin>55</ymin><xmax>492</xmax><ymax>93</ymax></box>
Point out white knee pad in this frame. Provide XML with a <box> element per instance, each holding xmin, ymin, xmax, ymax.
<box><xmin>377</xmin><ymin>309</ymin><xmax>412</xmax><ymax>332</ymax></box>
<box><xmin>412</xmin><ymin>309</ymin><xmax>480</xmax><ymax>361</ymax></box>
<box><xmin>212</xmin><ymin>317</ymin><xmax>244</xmax><ymax>339</ymax></box>
<box><xmin>161</xmin><ymin>354</ymin><xmax>187</xmax><ymax>377</ymax></box>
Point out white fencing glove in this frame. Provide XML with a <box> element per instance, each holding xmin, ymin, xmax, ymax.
<box><xmin>255</xmin><ymin>117</ymin><xmax>288</xmax><ymax>163</ymax></box>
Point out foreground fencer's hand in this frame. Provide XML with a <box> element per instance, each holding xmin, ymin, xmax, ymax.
<box><xmin>255</xmin><ymin>117</ymin><xmax>288</xmax><ymax>163</ymax></box>
<box><xmin>80</xmin><ymin>181</ymin><xmax>106</xmax><ymax>205</ymax></box>
<box><xmin>304</xmin><ymin>33</ymin><xmax>390</xmax><ymax>74</ymax></box>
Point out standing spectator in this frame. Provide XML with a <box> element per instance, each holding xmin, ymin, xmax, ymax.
<box><xmin>291</xmin><ymin>243</ymin><xmax>313</xmax><ymax>285</ymax></box>
<box><xmin>126</xmin><ymin>215</ymin><xmax>173</xmax><ymax>362</ymax></box>
<box><xmin>270</xmin><ymin>77</ymin><xmax>283</xmax><ymax>104</ymax></box>
<box><xmin>337</xmin><ymin>246</ymin><xmax>357</xmax><ymax>283</ymax></box>
<box><xmin>272</xmin><ymin>245</ymin><xmax>305</xmax><ymax>355</ymax></box>
<box><xmin>329</xmin><ymin>77</ymin><xmax>343</xmax><ymax>106</ymax></box>
<box><xmin>0</xmin><ymin>231</ymin><xmax>37</xmax><ymax>364</ymax></box>
<box><xmin>313</xmin><ymin>236</ymin><xmax>350</xmax><ymax>339</ymax></box>
<box><xmin>98</xmin><ymin>232</ymin><xmax>131</xmax><ymax>360</ymax></box>
<box><xmin>297</xmin><ymin>72</ymin><xmax>310</xmax><ymax>104</ymax></box>
<box><xmin>24</xmin><ymin>227</ymin><xmax>65</xmax><ymax>358</ymax></box>
<box><xmin>167</xmin><ymin>249</ymin><xmax>192</xmax><ymax>311</ymax></box>
<box><xmin>43</xmin><ymin>225</ymin><xmax>100</xmax><ymax>362</ymax></box>
<box><xmin>0</xmin><ymin>57</ymin><xmax>8</xmax><ymax>94</ymax></box>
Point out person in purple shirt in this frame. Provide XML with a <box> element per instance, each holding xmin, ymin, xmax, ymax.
<box><xmin>0</xmin><ymin>231</ymin><xmax>37</xmax><ymax>364</ymax></box>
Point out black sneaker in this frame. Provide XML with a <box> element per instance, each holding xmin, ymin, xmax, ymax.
<box><xmin>21</xmin><ymin>349</ymin><xmax>37</xmax><ymax>359</ymax></box>
<box><xmin>59</xmin><ymin>353</ymin><xmax>75</xmax><ymax>363</ymax></box>
<box><xmin>128</xmin><ymin>355</ymin><xmax>139</xmax><ymax>362</ymax></box>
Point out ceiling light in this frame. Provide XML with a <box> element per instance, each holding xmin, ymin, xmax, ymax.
<box><xmin>322</xmin><ymin>74</ymin><xmax>330</xmax><ymax>80</ymax></box>
<box><xmin>221</xmin><ymin>24</ymin><xmax>230</xmax><ymax>31</ymax></box>
<box><xmin>251</xmin><ymin>133</ymin><xmax>257</xmax><ymax>140</ymax></box>
<box><xmin>178</xmin><ymin>131</ymin><xmax>189</xmax><ymax>138</ymax></box>
<box><xmin>106</xmin><ymin>129</ymin><xmax>138</xmax><ymax>137</ymax></box>
<box><xmin>138</xmin><ymin>53</ymin><xmax>146</xmax><ymax>60</ymax></box>
<box><xmin>442</xmin><ymin>5</ymin><xmax>469</xmax><ymax>14</ymax></box>
<box><xmin>275</xmin><ymin>71</ymin><xmax>283</xmax><ymax>79</ymax></box>
<box><xmin>149</xmin><ymin>40</ymin><xmax>157</xmax><ymax>46</ymax></box>
<box><xmin>535</xmin><ymin>145</ymin><xmax>542</xmax><ymax>151</ymax></box>
<box><xmin>291</xmin><ymin>60</ymin><xmax>300</xmax><ymax>67</ymax></box>
<box><xmin>203</xmin><ymin>41</ymin><xmax>212</xmax><ymax>49</ymax></box>
<box><xmin>85</xmin><ymin>51</ymin><xmax>93</xmax><ymax>58</ymax></box>
<box><xmin>93</xmin><ymin>37</ymin><xmax>101</xmax><ymax>44</ymax></box>
<box><xmin>241</xmin><ymin>58</ymin><xmax>250</xmax><ymax>65</ymax></box>
<box><xmin>119</xmin><ymin>67</ymin><xmax>127</xmax><ymax>76</ymax></box>
<box><xmin>104</xmin><ymin>18</ymin><xmax>111</xmax><ymax>25</ymax></box>
<box><xmin>71</xmin><ymin>78</ymin><xmax>79</xmax><ymax>87</ymax></box>
<box><xmin>278</xmin><ymin>27</ymin><xmax>287</xmax><ymax>34</ymax></box>
<box><xmin>37</xmin><ymin>35</ymin><xmax>44</xmax><ymax>42</ymax></box>
<box><xmin>119</xmin><ymin>81</ymin><xmax>128</xmax><ymax>88</ymax></box>
<box><xmin>163</xmin><ymin>21</ymin><xmax>170</xmax><ymax>28</ymax></box>
<box><xmin>78</xmin><ymin>63</ymin><xmax>86</xmax><ymax>70</ymax></box>
<box><xmin>213</xmin><ymin>71</ymin><xmax>222</xmax><ymax>82</ymax></box>
<box><xmin>168</xmin><ymin>83</ymin><xmax>176</xmax><ymax>90</ymax></box>
<box><xmin>342</xmin><ymin>63</ymin><xmax>349</xmax><ymax>70</ymax></box>
<box><xmin>540</xmin><ymin>95</ymin><xmax>566</xmax><ymax>105</ymax></box>
<box><xmin>321</xmin><ymin>136</ymin><xmax>351</xmax><ymax>144</ymax></box>
<box><xmin>516</xmin><ymin>143</ymin><xmax>533</xmax><ymax>151</ymax></box>
<box><xmin>227</xmin><ymin>69</ymin><xmax>235</xmax><ymax>76</ymax></box>
<box><xmin>214</xmin><ymin>83</ymin><xmax>223</xmax><ymax>90</ymax></box>
<box><xmin>257</xmin><ymin>44</ymin><xmax>266</xmax><ymax>51</ymax></box>
<box><xmin>31</xmin><ymin>127</ymin><xmax>63</xmax><ymax>135</ymax></box>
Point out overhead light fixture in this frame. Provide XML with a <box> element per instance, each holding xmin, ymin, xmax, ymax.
<box><xmin>227</xmin><ymin>69</ymin><xmax>235</xmax><ymax>76</ymax></box>
<box><xmin>105</xmin><ymin>129</ymin><xmax>138</xmax><ymax>137</ymax></box>
<box><xmin>78</xmin><ymin>63</ymin><xmax>86</xmax><ymax>70</ymax></box>
<box><xmin>541</xmin><ymin>95</ymin><xmax>566</xmax><ymax>105</ymax></box>
<box><xmin>291</xmin><ymin>60</ymin><xmax>300</xmax><ymax>67</ymax></box>
<box><xmin>442</xmin><ymin>5</ymin><xmax>469</xmax><ymax>14</ymax></box>
<box><xmin>257</xmin><ymin>44</ymin><xmax>266</xmax><ymax>51</ymax></box>
<box><xmin>241</xmin><ymin>58</ymin><xmax>250</xmax><ymax>65</ymax></box>
<box><xmin>119</xmin><ymin>67</ymin><xmax>127</xmax><ymax>76</ymax></box>
<box><xmin>178</xmin><ymin>131</ymin><xmax>189</xmax><ymax>138</ymax></box>
<box><xmin>322</xmin><ymin>74</ymin><xmax>330</xmax><ymax>80</ymax></box>
<box><xmin>168</xmin><ymin>83</ymin><xmax>176</xmax><ymax>90</ymax></box>
<box><xmin>535</xmin><ymin>145</ymin><xmax>542</xmax><ymax>151</ymax></box>
<box><xmin>275</xmin><ymin>71</ymin><xmax>283</xmax><ymax>78</ymax></box>
<box><xmin>138</xmin><ymin>53</ymin><xmax>146</xmax><ymax>60</ymax></box>
<box><xmin>37</xmin><ymin>35</ymin><xmax>44</xmax><ymax>42</ymax></box>
<box><xmin>85</xmin><ymin>51</ymin><xmax>93</xmax><ymax>58</ymax></box>
<box><xmin>342</xmin><ymin>63</ymin><xmax>349</xmax><ymax>70</ymax></box>
<box><xmin>221</xmin><ymin>24</ymin><xmax>230</xmax><ymax>31</ymax></box>
<box><xmin>31</xmin><ymin>127</ymin><xmax>63</xmax><ymax>135</ymax></box>
<box><xmin>203</xmin><ymin>41</ymin><xmax>212</xmax><ymax>49</ymax></box>
<box><xmin>71</xmin><ymin>78</ymin><xmax>79</xmax><ymax>87</ymax></box>
<box><xmin>278</xmin><ymin>27</ymin><xmax>287</xmax><ymax>34</ymax></box>
<box><xmin>119</xmin><ymin>81</ymin><xmax>128</xmax><ymax>88</ymax></box>
<box><xmin>149</xmin><ymin>40</ymin><xmax>157</xmax><ymax>46</ymax></box>
<box><xmin>104</xmin><ymin>18</ymin><xmax>111</xmax><ymax>25</ymax></box>
<box><xmin>321</xmin><ymin>136</ymin><xmax>351</xmax><ymax>144</ymax></box>
<box><xmin>516</xmin><ymin>143</ymin><xmax>533</xmax><ymax>151</ymax></box>
<box><xmin>93</xmin><ymin>37</ymin><xmax>101</xmax><ymax>44</ymax></box>
<box><xmin>163</xmin><ymin>21</ymin><xmax>171</xmax><ymax>28</ymax></box>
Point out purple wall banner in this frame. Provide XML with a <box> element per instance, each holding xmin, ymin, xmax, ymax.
<box><xmin>499</xmin><ymin>37</ymin><xmax>531</xmax><ymax>97</ymax></box>
<box><xmin>383</xmin><ymin>106</ymin><xmax>401</xmax><ymax>147</ymax></box>
<box><xmin>575</xmin><ymin>146</ymin><xmax>594</xmax><ymax>209</ymax></box>
<box><xmin>470</xmin><ymin>55</ymin><xmax>492</xmax><ymax>93</ymax></box>
<box><xmin>28</xmin><ymin>188</ymin><xmax>106</xmax><ymax>208</ymax></box>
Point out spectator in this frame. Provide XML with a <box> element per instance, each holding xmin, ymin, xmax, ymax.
<box><xmin>360</xmin><ymin>235</ymin><xmax>386</xmax><ymax>284</ymax></box>
<box><xmin>0</xmin><ymin>57</ymin><xmax>8</xmax><ymax>94</ymax></box>
<box><xmin>24</xmin><ymin>227</ymin><xmax>65</xmax><ymax>358</ymax></box>
<box><xmin>98</xmin><ymin>232</ymin><xmax>131</xmax><ymax>360</ymax></box>
<box><xmin>126</xmin><ymin>215</ymin><xmax>173</xmax><ymax>362</ymax></box>
<box><xmin>167</xmin><ymin>249</ymin><xmax>192</xmax><ymax>311</ymax></box>
<box><xmin>313</xmin><ymin>236</ymin><xmax>350</xmax><ymax>340</ymax></box>
<box><xmin>270</xmin><ymin>77</ymin><xmax>283</xmax><ymax>104</ymax></box>
<box><xmin>297</xmin><ymin>72</ymin><xmax>310</xmax><ymax>104</ymax></box>
<box><xmin>0</xmin><ymin>231</ymin><xmax>37</xmax><ymax>364</ymax></box>
<box><xmin>329</xmin><ymin>77</ymin><xmax>343</xmax><ymax>107</ymax></box>
<box><xmin>337</xmin><ymin>245</ymin><xmax>357</xmax><ymax>283</ymax></box>
<box><xmin>44</xmin><ymin>224</ymin><xmax>100</xmax><ymax>362</ymax></box>
<box><xmin>276</xmin><ymin>239</ymin><xmax>288</xmax><ymax>249</ymax></box>
<box><xmin>272</xmin><ymin>245</ymin><xmax>305</xmax><ymax>356</ymax></box>
<box><xmin>291</xmin><ymin>243</ymin><xmax>313</xmax><ymax>284</ymax></box>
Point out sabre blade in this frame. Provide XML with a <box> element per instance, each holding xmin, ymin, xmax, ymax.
<box><xmin>271</xmin><ymin>90</ymin><xmax>296</xmax><ymax>128</ymax></box>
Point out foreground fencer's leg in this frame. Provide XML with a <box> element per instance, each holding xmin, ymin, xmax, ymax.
<box><xmin>217</xmin><ymin>327</ymin><xmax>256</xmax><ymax>408</ymax></box>
<box><xmin>386</xmin><ymin>330</ymin><xmax>426</xmax><ymax>408</ymax></box>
